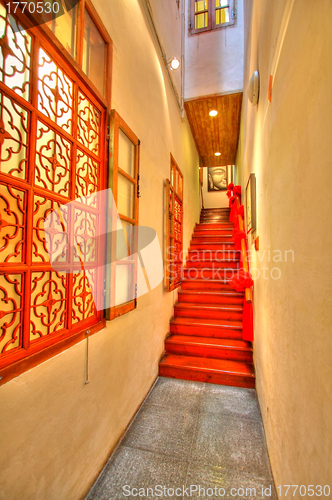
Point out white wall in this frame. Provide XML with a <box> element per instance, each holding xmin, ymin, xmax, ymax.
<box><xmin>236</xmin><ymin>0</ymin><xmax>332</xmax><ymax>496</ymax></box>
<box><xmin>0</xmin><ymin>1</ymin><xmax>200</xmax><ymax>499</ymax></box>
<box><xmin>185</xmin><ymin>0</ymin><xmax>244</xmax><ymax>99</ymax></box>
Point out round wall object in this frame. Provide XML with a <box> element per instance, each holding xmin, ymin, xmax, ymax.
<box><xmin>247</xmin><ymin>70</ymin><xmax>260</xmax><ymax>106</ymax></box>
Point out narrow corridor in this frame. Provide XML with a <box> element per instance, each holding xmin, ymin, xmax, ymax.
<box><xmin>86</xmin><ymin>378</ymin><xmax>277</xmax><ymax>500</ymax></box>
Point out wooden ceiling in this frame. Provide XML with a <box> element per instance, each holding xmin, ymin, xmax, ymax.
<box><xmin>184</xmin><ymin>92</ymin><xmax>243</xmax><ymax>167</ymax></box>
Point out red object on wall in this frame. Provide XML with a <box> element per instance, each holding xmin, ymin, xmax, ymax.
<box><xmin>243</xmin><ymin>300</ymin><xmax>254</xmax><ymax>341</ymax></box>
<box><xmin>229</xmin><ymin>269</ymin><xmax>254</xmax><ymax>292</ymax></box>
<box><xmin>255</xmin><ymin>236</ymin><xmax>259</xmax><ymax>251</ymax></box>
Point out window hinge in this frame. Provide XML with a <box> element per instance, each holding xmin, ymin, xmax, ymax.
<box><xmin>189</xmin><ymin>20</ymin><xmax>193</xmax><ymax>30</ymax></box>
<box><xmin>106</xmin><ymin>125</ymin><xmax>110</xmax><ymax>141</ymax></box>
<box><xmin>137</xmin><ymin>173</ymin><xmax>141</xmax><ymax>198</ymax></box>
<box><xmin>135</xmin><ymin>283</ymin><xmax>138</xmax><ymax>298</ymax></box>
<box><xmin>232</xmin><ymin>8</ymin><xmax>237</xmax><ymax>19</ymax></box>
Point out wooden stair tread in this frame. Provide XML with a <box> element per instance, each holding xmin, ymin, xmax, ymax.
<box><xmin>181</xmin><ymin>278</ymin><xmax>232</xmax><ymax>284</ymax></box>
<box><xmin>175</xmin><ymin>303</ymin><xmax>242</xmax><ymax>312</ymax></box>
<box><xmin>166</xmin><ymin>335</ymin><xmax>252</xmax><ymax>351</ymax></box>
<box><xmin>171</xmin><ymin>317</ymin><xmax>242</xmax><ymax>329</ymax></box>
<box><xmin>160</xmin><ymin>354</ymin><xmax>255</xmax><ymax>377</ymax></box>
<box><xmin>178</xmin><ymin>290</ymin><xmax>243</xmax><ymax>297</ymax></box>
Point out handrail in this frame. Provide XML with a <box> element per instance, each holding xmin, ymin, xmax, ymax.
<box><xmin>200</xmin><ymin>183</ymin><xmax>204</xmax><ymax>209</ymax></box>
<box><xmin>235</xmin><ymin>195</ymin><xmax>252</xmax><ymax>304</ymax></box>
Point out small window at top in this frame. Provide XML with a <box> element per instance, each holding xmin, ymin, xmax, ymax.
<box><xmin>190</xmin><ymin>0</ymin><xmax>235</xmax><ymax>35</ymax></box>
<box><xmin>83</xmin><ymin>8</ymin><xmax>106</xmax><ymax>96</ymax></box>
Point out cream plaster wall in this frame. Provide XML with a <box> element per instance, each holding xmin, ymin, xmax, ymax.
<box><xmin>202</xmin><ymin>167</ymin><xmax>228</xmax><ymax>208</ymax></box>
<box><xmin>0</xmin><ymin>1</ymin><xmax>200</xmax><ymax>499</ymax></box>
<box><xmin>236</xmin><ymin>0</ymin><xmax>332</xmax><ymax>496</ymax></box>
<box><xmin>184</xmin><ymin>0</ymin><xmax>244</xmax><ymax>99</ymax></box>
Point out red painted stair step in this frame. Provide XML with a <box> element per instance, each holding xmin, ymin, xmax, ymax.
<box><xmin>187</xmin><ymin>251</ymin><xmax>240</xmax><ymax>261</ymax></box>
<box><xmin>165</xmin><ymin>334</ymin><xmax>253</xmax><ymax>362</ymax></box>
<box><xmin>177</xmin><ymin>290</ymin><xmax>244</xmax><ymax>306</ymax></box>
<box><xmin>180</xmin><ymin>278</ymin><xmax>234</xmax><ymax>290</ymax></box>
<box><xmin>159</xmin><ymin>353</ymin><xmax>255</xmax><ymax>388</ymax></box>
<box><xmin>170</xmin><ymin>317</ymin><xmax>242</xmax><ymax>339</ymax></box>
<box><xmin>174</xmin><ymin>303</ymin><xmax>243</xmax><ymax>321</ymax></box>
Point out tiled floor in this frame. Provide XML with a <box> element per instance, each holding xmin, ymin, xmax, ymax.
<box><xmin>86</xmin><ymin>378</ymin><xmax>277</xmax><ymax>500</ymax></box>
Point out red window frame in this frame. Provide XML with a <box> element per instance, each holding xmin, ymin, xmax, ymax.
<box><xmin>0</xmin><ymin>0</ymin><xmax>112</xmax><ymax>385</ymax></box>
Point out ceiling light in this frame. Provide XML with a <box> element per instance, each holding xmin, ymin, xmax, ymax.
<box><xmin>209</xmin><ymin>110</ymin><xmax>218</xmax><ymax>117</ymax></box>
<box><xmin>215</xmin><ymin>152</ymin><xmax>221</xmax><ymax>156</ymax></box>
<box><xmin>168</xmin><ymin>57</ymin><xmax>180</xmax><ymax>70</ymax></box>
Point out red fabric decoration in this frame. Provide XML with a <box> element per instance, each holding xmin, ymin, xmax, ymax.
<box><xmin>229</xmin><ymin>200</ymin><xmax>237</xmax><ymax>223</ymax></box>
<box><xmin>229</xmin><ymin>269</ymin><xmax>254</xmax><ymax>292</ymax></box>
<box><xmin>243</xmin><ymin>300</ymin><xmax>254</xmax><ymax>341</ymax></box>
<box><xmin>232</xmin><ymin>228</ymin><xmax>246</xmax><ymax>250</ymax></box>
<box><xmin>234</xmin><ymin>185</ymin><xmax>241</xmax><ymax>196</ymax></box>
<box><xmin>227</xmin><ymin>183</ymin><xmax>234</xmax><ymax>190</ymax></box>
<box><xmin>228</xmin><ymin>196</ymin><xmax>235</xmax><ymax>207</ymax></box>
<box><xmin>238</xmin><ymin>205</ymin><xmax>244</xmax><ymax>218</ymax></box>
<box><xmin>226</xmin><ymin>190</ymin><xmax>232</xmax><ymax>199</ymax></box>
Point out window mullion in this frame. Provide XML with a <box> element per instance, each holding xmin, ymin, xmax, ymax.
<box><xmin>76</xmin><ymin>0</ymin><xmax>86</xmax><ymax>67</ymax></box>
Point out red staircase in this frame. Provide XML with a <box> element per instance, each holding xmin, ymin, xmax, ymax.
<box><xmin>159</xmin><ymin>207</ymin><xmax>255</xmax><ymax>388</ymax></box>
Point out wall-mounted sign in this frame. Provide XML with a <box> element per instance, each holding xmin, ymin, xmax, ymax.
<box><xmin>246</xmin><ymin>173</ymin><xmax>256</xmax><ymax>233</ymax></box>
<box><xmin>208</xmin><ymin>166</ymin><xmax>227</xmax><ymax>191</ymax></box>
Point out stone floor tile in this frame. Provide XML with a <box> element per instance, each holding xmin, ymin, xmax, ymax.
<box><xmin>86</xmin><ymin>446</ymin><xmax>188</xmax><ymax>500</ymax></box>
<box><xmin>121</xmin><ymin>403</ymin><xmax>198</xmax><ymax>460</ymax></box>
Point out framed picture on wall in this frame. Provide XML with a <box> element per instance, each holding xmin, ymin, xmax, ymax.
<box><xmin>208</xmin><ymin>166</ymin><xmax>227</xmax><ymax>191</ymax></box>
<box><xmin>246</xmin><ymin>173</ymin><xmax>256</xmax><ymax>233</ymax></box>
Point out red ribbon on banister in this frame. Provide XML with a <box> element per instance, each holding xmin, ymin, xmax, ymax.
<box><xmin>229</xmin><ymin>268</ymin><xmax>254</xmax><ymax>292</ymax></box>
<box><xmin>229</xmin><ymin>198</ymin><xmax>237</xmax><ymax>222</ymax></box>
<box><xmin>238</xmin><ymin>204</ymin><xmax>244</xmax><ymax>218</ymax></box>
<box><xmin>232</xmin><ymin>228</ymin><xmax>246</xmax><ymax>250</ymax></box>
<box><xmin>243</xmin><ymin>300</ymin><xmax>254</xmax><ymax>341</ymax></box>
<box><xmin>226</xmin><ymin>190</ymin><xmax>232</xmax><ymax>199</ymax></box>
<box><xmin>234</xmin><ymin>185</ymin><xmax>241</xmax><ymax>196</ymax></box>
<box><xmin>227</xmin><ymin>182</ymin><xmax>234</xmax><ymax>190</ymax></box>
<box><xmin>228</xmin><ymin>195</ymin><xmax>235</xmax><ymax>207</ymax></box>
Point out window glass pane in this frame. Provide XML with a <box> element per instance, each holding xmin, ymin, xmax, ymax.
<box><xmin>116</xmin><ymin>220</ymin><xmax>135</xmax><ymax>261</ymax></box>
<box><xmin>0</xmin><ymin>6</ymin><xmax>31</xmax><ymax>101</ymax></box>
<box><xmin>216</xmin><ymin>0</ymin><xmax>229</xmax><ymax>7</ymax></box>
<box><xmin>115</xmin><ymin>264</ymin><xmax>133</xmax><ymax>306</ymax></box>
<box><xmin>118</xmin><ymin>174</ymin><xmax>134</xmax><ymax>219</ymax></box>
<box><xmin>119</xmin><ymin>129</ymin><xmax>135</xmax><ymax>178</ymax></box>
<box><xmin>195</xmin><ymin>0</ymin><xmax>208</xmax><ymax>13</ymax></box>
<box><xmin>195</xmin><ymin>12</ymin><xmax>208</xmax><ymax>29</ymax></box>
<box><xmin>46</xmin><ymin>2</ymin><xmax>77</xmax><ymax>59</ymax></box>
<box><xmin>216</xmin><ymin>7</ymin><xmax>229</xmax><ymax>24</ymax></box>
<box><xmin>83</xmin><ymin>9</ymin><xmax>106</xmax><ymax>96</ymax></box>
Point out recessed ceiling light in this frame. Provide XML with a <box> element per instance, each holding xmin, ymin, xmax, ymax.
<box><xmin>209</xmin><ymin>110</ymin><xmax>218</xmax><ymax>117</ymax></box>
<box><xmin>215</xmin><ymin>152</ymin><xmax>221</xmax><ymax>156</ymax></box>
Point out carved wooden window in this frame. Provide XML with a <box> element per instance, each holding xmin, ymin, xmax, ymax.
<box><xmin>189</xmin><ymin>0</ymin><xmax>235</xmax><ymax>35</ymax></box>
<box><xmin>165</xmin><ymin>155</ymin><xmax>183</xmax><ymax>291</ymax></box>
<box><xmin>107</xmin><ymin>110</ymin><xmax>140</xmax><ymax>319</ymax></box>
<box><xmin>0</xmin><ymin>2</ymin><xmax>110</xmax><ymax>382</ymax></box>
